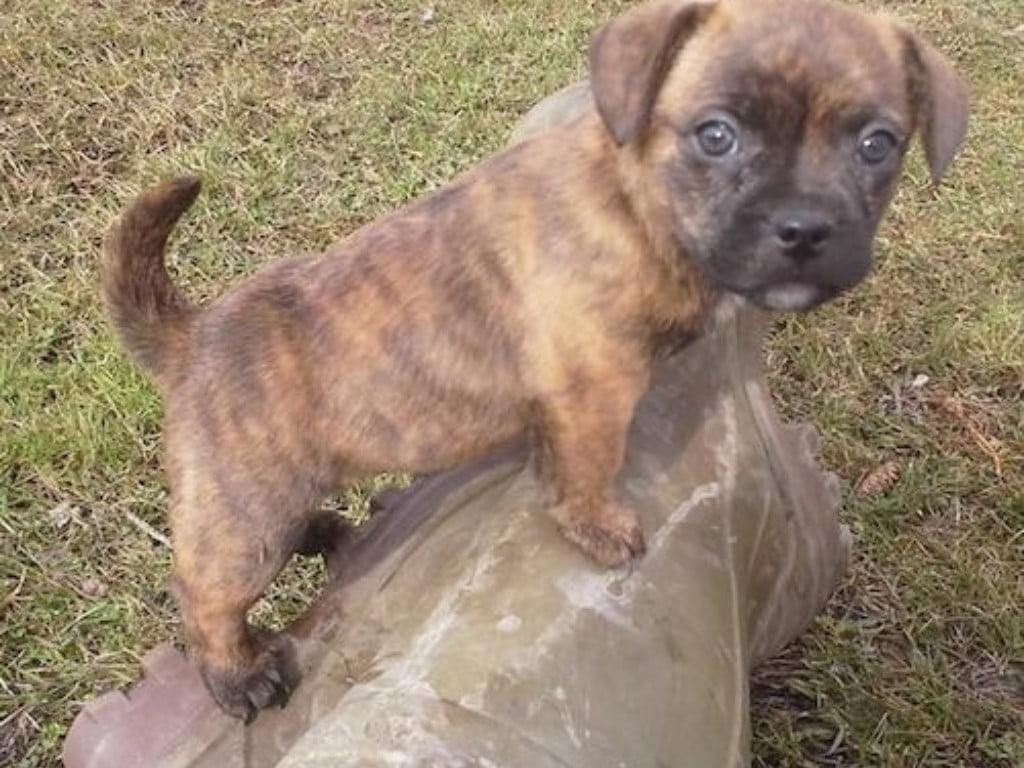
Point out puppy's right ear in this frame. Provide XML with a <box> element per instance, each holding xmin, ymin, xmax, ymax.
<box><xmin>589</xmin><ymin>0</ymin><xmax>715</xmax><ymax>146</ymax></box>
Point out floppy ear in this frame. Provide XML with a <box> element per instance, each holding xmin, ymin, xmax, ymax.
<box><xmin>589</xmin><ymin>0</ymin><xmax>716</xmax><ymax>146</ymax></box>
<box><xmin>902</xmin><ymin>32</ymin><xmax>970</xmax><ymax>180</ymax></box>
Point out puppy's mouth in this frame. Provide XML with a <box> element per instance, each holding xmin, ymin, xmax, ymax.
<box><xmin>745</xmin><ymin>281</ymin><xmax>832</xmax><ymax>312</ymax></box>
<box><xmin>700</xmin><ymin>251</ymin><xmax>849</xmax><ymax>312</ymax></box>
<box><xmin>683</xmin><ymin>213</ymin><xmax>873</xmax><ymax>314</ymax></box>
<box><xmin>695</xmin><ymin>235</ymin><xmax>870</xmax><ymax>313</ymax></box>
<box><xmin>698</xmin><ymin>257</ymin><xmax>842</xmax><ymax>312</ymax></box>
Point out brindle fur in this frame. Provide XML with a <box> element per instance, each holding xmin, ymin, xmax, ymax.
<box><xmin>101</xmin><ymin>0</ymin><xmax>967</xmax><ymax>722</ymax></box>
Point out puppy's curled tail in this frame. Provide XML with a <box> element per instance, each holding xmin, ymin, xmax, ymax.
<box><xmin>102</xmin><ymin>176</ymin><xmax>201</xmax><ymax>383</ymax></box>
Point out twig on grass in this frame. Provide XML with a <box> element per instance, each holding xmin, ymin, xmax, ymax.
<box><xmin>124</xmin><ymin>510</ymin><xmax>171</xmax><ymax>548</ymax></box>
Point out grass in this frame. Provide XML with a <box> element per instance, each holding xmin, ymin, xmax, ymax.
<box><xmin>0</xmin><ymin>0</ymin><xmax>1020</xmax><ymax>765</ymax></box>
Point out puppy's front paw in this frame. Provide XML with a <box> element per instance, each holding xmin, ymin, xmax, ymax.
<box><xmin>199</xmin><ymin>633</ymin><xmax>299</xmax><ymax>724</ymax></box>
<box><xmin>554</xmin><ymin>503</ymin><xmax>646</xmax><ymax>567</ymax></box>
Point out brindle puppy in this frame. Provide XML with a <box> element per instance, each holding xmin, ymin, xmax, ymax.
<box><xmin>102</xmin><ymin>0</ymin><xmax>968</xmax><ymax>721</ymax></box>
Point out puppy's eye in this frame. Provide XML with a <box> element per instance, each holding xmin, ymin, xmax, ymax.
<box><xmin>695</xmin><ymin>120</ymin><xmax>739</xmax><ymax>157</ymax></box>
<box><xmin>857</xmin><ymin>129</ymin><xmax>898</xmax><ymax>164</ymax></box>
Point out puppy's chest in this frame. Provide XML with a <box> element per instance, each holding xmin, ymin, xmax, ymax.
<box><xmin>642</xmin><ymin>270</ymin><xmax>714</xmax><ymax>356</ymax></box>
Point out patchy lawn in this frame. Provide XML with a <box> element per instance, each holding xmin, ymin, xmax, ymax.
<box><xmin>1</xmin><ymin>0</ymin><xmax>1020</xmax><ymax>766</ymax></box>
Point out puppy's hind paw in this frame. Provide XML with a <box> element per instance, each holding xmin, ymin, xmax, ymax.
<box><xmin>199</xmin><ymin>634</ymin><xmax>299</xmax><ymax>724</ymax></box>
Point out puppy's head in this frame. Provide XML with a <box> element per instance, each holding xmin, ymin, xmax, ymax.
<box><xmin>590</xmin><ymin>0</ymin><xmax>969</xmax><ymax>311</ymax></box>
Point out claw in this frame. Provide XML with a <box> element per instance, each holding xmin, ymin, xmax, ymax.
<box><xmin>264</xmin><ymin>665</ymin><xmax>283</xmax><ymax>686</ymax></box>
<box><xmin>200</xmin><ymin>634</ymin><xmax>299</xmax><ymax>722</ymax></box>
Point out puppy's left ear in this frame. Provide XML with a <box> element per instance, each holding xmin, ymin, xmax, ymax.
<box><xmin>902</xmin><ymin>32</ymin><xmax>970</xmax><ymax>180</ymax></box>
<box><xmin>589</xmin><ymin>0</ymin><xmax>716</xmax><ymax>146</ymax></box>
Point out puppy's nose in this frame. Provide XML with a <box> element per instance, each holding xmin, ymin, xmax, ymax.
<box><xmin>772</xmin><ymin>210</ymin><xmax>834</xmax><ymax>259</ymax></box>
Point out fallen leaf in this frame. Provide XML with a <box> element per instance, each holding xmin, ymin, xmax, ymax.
<box><xmin>47</xmin><ymin>500</ymin><xmax>78</xmax><ymax>529</ymax></box>
<box><xmin>80</xmin><ymin>578</ymin><xmax>108</xmax><ymax>598</ymax></box>
<box><xmin>855</xmin><ymin>461</ymin><xmax>901</xmax><ymax>499</ymax></box>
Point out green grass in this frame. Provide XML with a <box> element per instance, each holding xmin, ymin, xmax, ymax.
<box><xmin>1</xmin><ymin>0</ymin><xmax>1021</xmax><ymax>765</ymax></box>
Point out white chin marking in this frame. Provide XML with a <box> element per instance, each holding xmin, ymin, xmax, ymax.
<box><xmin>761</xmin><ymin>283</ymin><xmax>821</xmax><ymax>311</ymax></box>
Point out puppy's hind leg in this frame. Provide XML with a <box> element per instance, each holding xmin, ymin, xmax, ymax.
<box><xmin>294</xmin><ymin>509</ymin><xmax>349</xmax><ymax>559</ymax></box>
<box><xmin>171</xmin><ymin>491</ymin><xmax>302</xmax><ymax>723</ymax></box>
<box><xmin>294</xmin><ymin>509</ymin><xmax>349</xmax><ymax>582</ymax></box>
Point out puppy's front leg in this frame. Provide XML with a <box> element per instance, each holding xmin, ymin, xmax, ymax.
<box><xmin>539</xmin><ymin>366</ymin><xmax>649</xmax><ymax>567</ymax></box>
